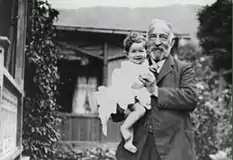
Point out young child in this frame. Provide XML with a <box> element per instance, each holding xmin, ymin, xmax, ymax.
<box><xmin>95</xmin><ymin>32</ymin><xmax>153</xmax><ymax>153</ymax></box>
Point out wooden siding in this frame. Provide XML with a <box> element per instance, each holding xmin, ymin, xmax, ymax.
<box><xmin>58</xmin><ymin>113</ymin><xmax>122</xmax><ymax>143</ymax></box>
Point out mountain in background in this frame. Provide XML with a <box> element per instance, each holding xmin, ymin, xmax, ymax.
<box><xmin>55</xmin><ymin>4</ymin><xmax>204</xmax><ymax>38</ymax></box>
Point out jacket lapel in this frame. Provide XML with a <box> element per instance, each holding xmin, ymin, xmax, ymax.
<box><xmin>156</xmin><ymin>55</ymin><xmax>175</xmax><ymax>84</ymax></box>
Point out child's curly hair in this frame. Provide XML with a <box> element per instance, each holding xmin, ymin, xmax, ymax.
<box><xmin>123</xmin><ymin>32</ymin><xmax>147</xmax><ymax>53</ymax></box>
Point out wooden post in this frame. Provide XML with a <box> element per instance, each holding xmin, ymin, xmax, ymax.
<box><xmin>16</xmin><ymin>1</ymin><xmax>27</xmax><ymax>158</ymax></box>
<box><xmin>0</xmin><ymin>40</ymin><xmax>5</xmax><ymax>157</ymax></box>
<box><xmin>103</xmin><ymin>41</ymin><xmax>108</xmax><ymax>86</ymax></box>
<box><xmin>15</xmin><ymin>0</ymin><xmax>27</xmax><ymax>90</ymax></box>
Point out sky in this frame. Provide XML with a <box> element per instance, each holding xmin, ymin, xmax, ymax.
<box><xmin>48</xmin><ymin>0</ymin><xmax>217</xmax><ymax>9</ymax></box>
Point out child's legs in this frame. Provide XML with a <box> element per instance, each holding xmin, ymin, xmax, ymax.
<box><xmin>123</xmin><ymin>127</ymin><xmax>137</xmax><ymax>153</ymax></box>
<box><xmin>120</xmin><ymin>103</ymin><xmax>146</xmax><ymax>140</ymax></box>
<box><xmin>126</xmin><ymin>127</ymin><xmax>134</xmax><ymax>144</ymax></box>
<box><xmin>121</xmin><ymin>103</ymin><xmax>146</xmax><ymax>129</ymax></box>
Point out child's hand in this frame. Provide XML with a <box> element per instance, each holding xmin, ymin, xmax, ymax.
<box><xmin>131</xmin><ymin>81</ymin><xmax>144</xmax><ymax>89</ymax></box>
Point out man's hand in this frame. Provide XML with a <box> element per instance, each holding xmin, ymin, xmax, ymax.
<box><xmin>138</xmin><ymin>72</ymin><xmax>156</xmax><ymax>87</ymax></box>
<box><xmin>138</xmin><ymin>72</ymin><xmax>158</xmax><ymax>97</ymax></box>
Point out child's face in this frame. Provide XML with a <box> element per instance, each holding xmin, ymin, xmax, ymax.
<box><xmin>128</xmin><ymin>42</ymin><xmax>147</xmax><ymax>64</ymax></box>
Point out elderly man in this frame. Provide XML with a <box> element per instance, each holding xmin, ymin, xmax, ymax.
<box><xmin>111</xmin><ymin>19</ymin><xmax>198</xmax><ymax>160</ymax></box>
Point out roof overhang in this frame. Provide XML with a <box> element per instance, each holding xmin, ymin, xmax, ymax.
<box><xmin>54</xmin><ymin>25</ymin><xmax>191</xmax><ymax>38</ymax></box>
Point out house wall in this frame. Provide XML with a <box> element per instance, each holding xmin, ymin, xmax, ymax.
<box><xmin>58</xmin><ymin>113</ymin><xmax>122</xmax><ymax>143</ymax></box>
<box><xmin>0</xmin><ymin>0</ymin><xmax>27</xmax><ymax>159</ymax></box>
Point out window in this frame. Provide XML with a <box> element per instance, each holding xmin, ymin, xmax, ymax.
<box><xmin>0</xmin><ymin>0</ymin><xmax>18</xmax><ymax>77</ymax></box>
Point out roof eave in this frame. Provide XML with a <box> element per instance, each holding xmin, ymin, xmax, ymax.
<box><xmin>54</xmin><ymin>25</ymin><xmax>145</xmax><ymax>35</ymax></box>
<box><xmin>54</xmin><ymin>25</ymin><xmax>191</xmax><ymax>38</ymax></box>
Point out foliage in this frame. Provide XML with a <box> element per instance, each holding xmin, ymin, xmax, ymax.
<box><xmin>197</xmin><ymin>0</ymin><xmax>232</xmax><ymax>83</ymax></box>
<box><xmin>55</xmin><ymin>144</ymin><xmax>116</xmax><ymax>160</ymax></box>
<box><xmin>177</xmin><ymin>42</ymin><xmax>232</xmax><ymax>160</ymax></box>
<box><xmin>196</xmin><ymin>0</ymin><xmax>232</xmax><ymax>157</ymax></box>
<box><xmin>23</xmin><ymin>0</ymin><xmax>61</xmax><ymax>159</ymax></box>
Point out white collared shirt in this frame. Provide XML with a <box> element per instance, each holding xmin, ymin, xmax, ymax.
<box><xmin>156</xmin><ymin>59</ymin><xmax>166</xmax><ymax>73</ymax></box>
<box><xmin>150</xmin><ymin>58</ymin><xmax>166</xmax><ymax>74</ymax></box>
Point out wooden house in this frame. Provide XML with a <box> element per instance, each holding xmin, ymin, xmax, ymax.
<box><xmin>0</xmin><ymin>0</ymin><xmax>28</xmax><ymax>159</ymax></box>
<box><xmin>54</xmin><ymin>25</ymin><xmax>191</xmax><ymax>145</ymax></box>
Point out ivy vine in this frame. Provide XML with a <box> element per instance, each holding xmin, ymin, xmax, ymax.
<box><xmin>23</xmin><ymin>0</ymin><xmax>60</xmax><ymax>159</ymax></box>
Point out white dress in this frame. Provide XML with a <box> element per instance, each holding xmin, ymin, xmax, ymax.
<box><xmin>95</xmin><ymin>60</ymin><xmax>152</xmax><ymax>135</ymax></box>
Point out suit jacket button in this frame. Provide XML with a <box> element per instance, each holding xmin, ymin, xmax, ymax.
<box><xmin>148</xmin><ymin>125</ymin><xmax>153</xmax><ymax>133</ymax></box>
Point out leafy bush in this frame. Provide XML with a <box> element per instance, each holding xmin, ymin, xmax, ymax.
<box><xmin>177</xmin><ymin>42</ymin><xmax>232</xmax><ymax>160</ymax></box>
<box><xmin>55</xmin><ymin>144</ymin><xmax>116</xmax><ymax>160</ymax></box>
<box><xmin>23</xmin><ymin>0</ymin><xmax>61</xmax><ymax>159</ymax></box>
<box><xmin>195</xmin><ymin>0</ymin><xmax>232</xmax><ymax>158</ymax></box>
<box><xmin>197</xmin><ymin>0</ymin><xmax>232</xmax><ymax>83</ymax></box>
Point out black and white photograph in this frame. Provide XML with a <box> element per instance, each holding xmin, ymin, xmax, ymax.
<box><xmin>0</xmin><ymin>0</ymin><xmax>232</xmax><ymax>159</ymax></box>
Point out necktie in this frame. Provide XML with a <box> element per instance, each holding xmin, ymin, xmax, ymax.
<box><xmin>149</xmin><ymin>59</ymin><xmax>159</xmax><ymax>78</ymax></box>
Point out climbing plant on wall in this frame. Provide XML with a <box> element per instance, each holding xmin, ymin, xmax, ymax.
<box><xmin>23</xmin><ymin>0</ymin><xmax>61</xmax><ymax>159</ymax></box>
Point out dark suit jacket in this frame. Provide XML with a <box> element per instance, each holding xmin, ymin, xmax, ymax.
<box><xmin>113</xmin><ymin>55</ymin><xmax>198</xmax><ymax>160</ymax></box>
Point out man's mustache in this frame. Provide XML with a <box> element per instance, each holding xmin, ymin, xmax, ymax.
<box><xmin>149</xmin><ymin>47</ymin><xmax>164</xmax><ymax>52</ymax></box>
